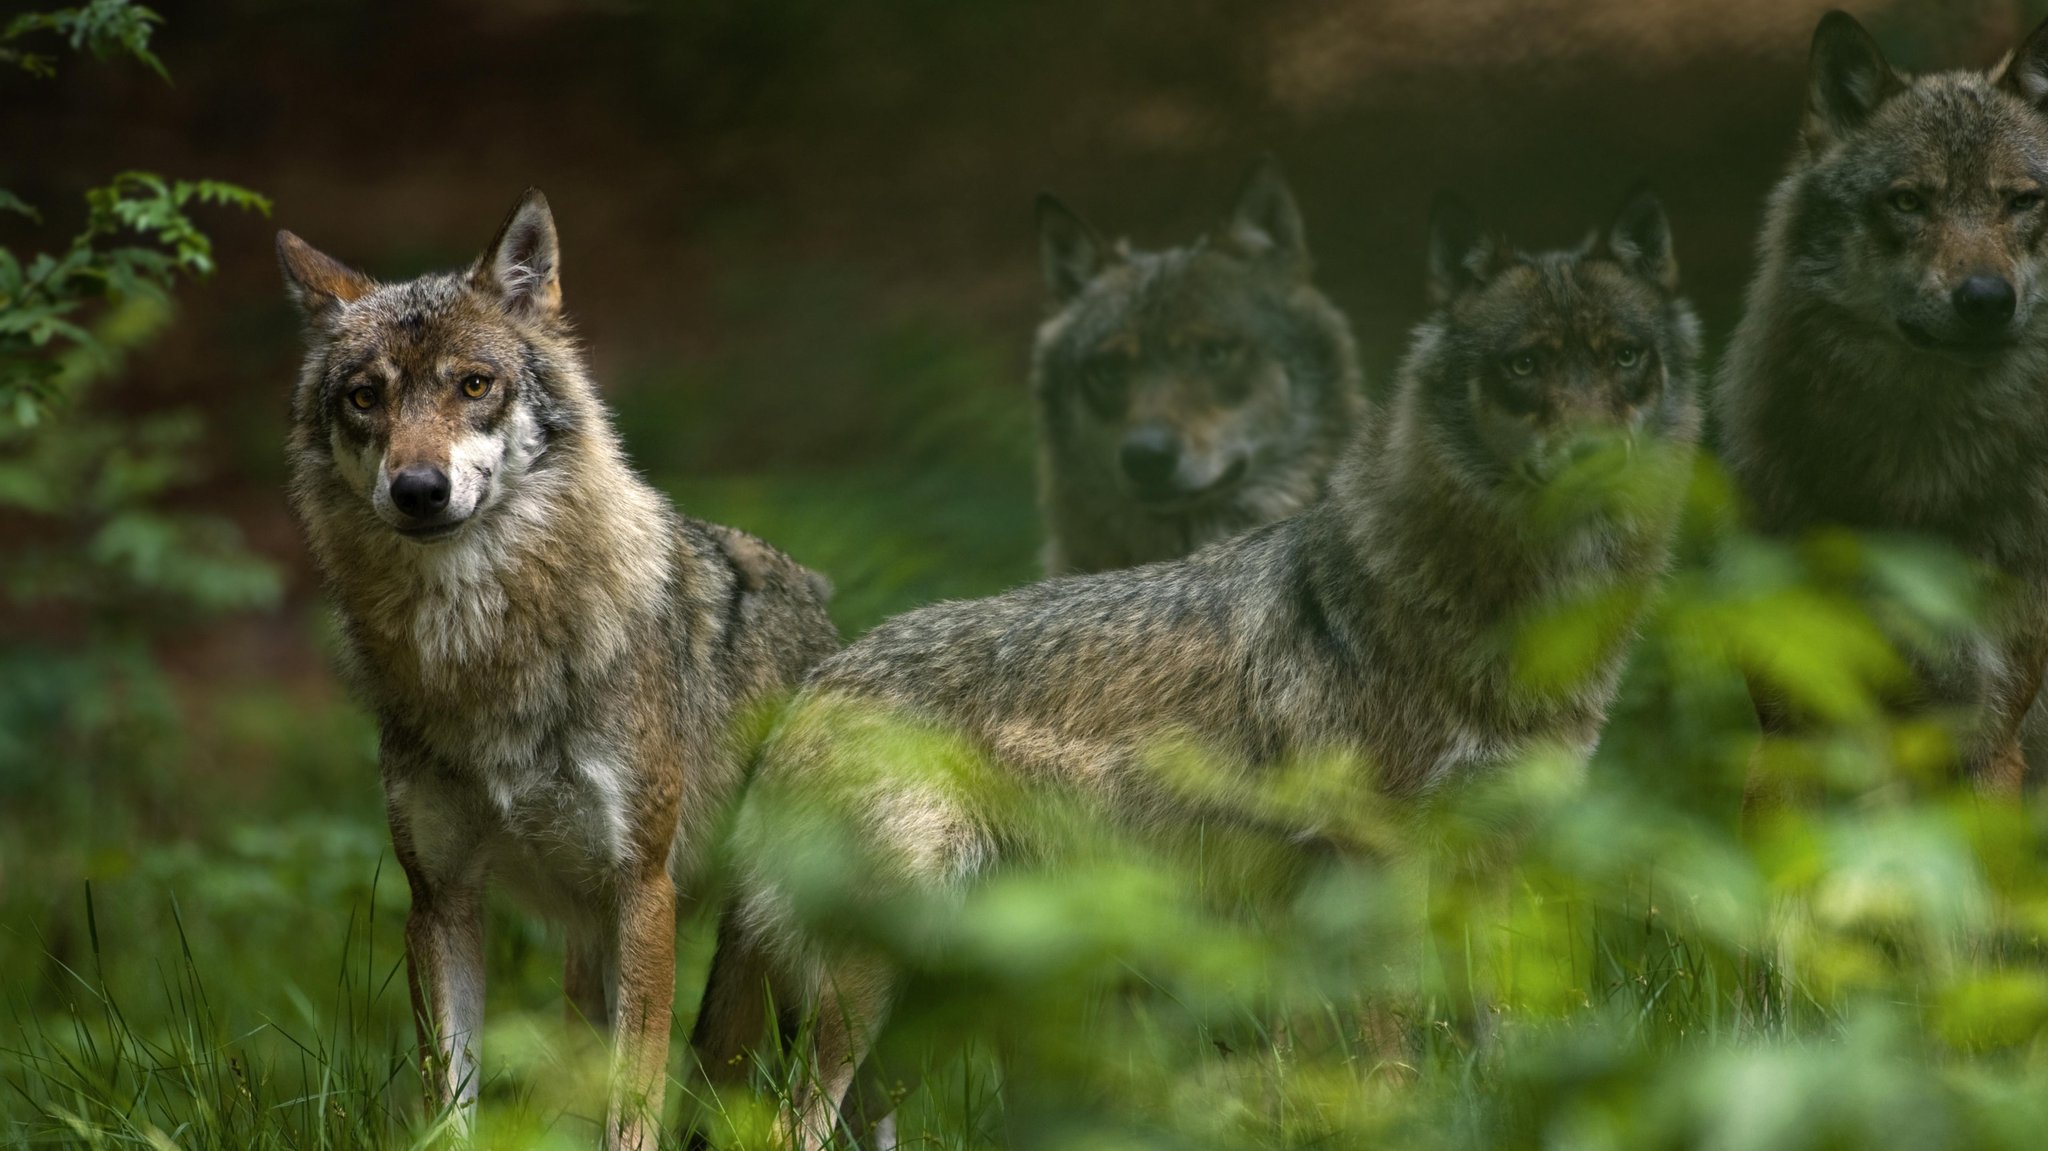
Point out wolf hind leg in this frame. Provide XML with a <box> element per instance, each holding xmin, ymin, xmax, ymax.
<box><xmin>783</xmin><ymin>956</ymin><xmax>897</xmax><ymax>1151</ymax></box>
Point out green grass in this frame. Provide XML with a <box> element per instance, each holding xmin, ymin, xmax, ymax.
<box><xmin>7</xmin><ymin>307</ymin><xmax>2048</xmax><ymax>1149</ymax></box>
<box><xmin>9</xmin><ymin>758</ymin><xmax>2048</xmax><ymax>1150</ymax></box>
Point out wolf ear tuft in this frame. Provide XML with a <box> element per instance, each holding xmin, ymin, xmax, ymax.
<box><xmin>1806</xmin><ymin>10</ymin><xmax>1902</xmax><ymax>144</ymax></box>
<box><xmin>475</xmin><ymin>188</ymin><xmax>561</xmax><ymax>319</ymax></box>
<box><xmin>1037</xmin><ymin>193</ymin><xmax>1109</xmax><ymax>305</ymax></box>
<box><xmin>276</xmin><ymin>231</ymin><xmax>373</xmax><ymax>316</ymax></box>
<box><xmin>1997</xmin><ymin>13</ymin><xmax>2048</xmax><ymax>111</ymax></box>
<box><xmin>1605</xmin><ymin>184</ymin><xmax>1679</xmax><ymax>292</ymax></box>
<box><xmin>1222</xmin><ymin>156</ymin><xmax>1310</xmax><ymax>276</ymax></box>
<box><xmin>1425</xmin><ymin>192</ymin><xmax>1496</xmax><ymax>307</ymax></box>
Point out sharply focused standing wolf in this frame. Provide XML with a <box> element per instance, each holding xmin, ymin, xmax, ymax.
<box><xmin>1717</xmin><ymin>10</ymin><xmax>2048</xmax><ymax>792</ymax></box>
<box><xmin>1032</xmin><ymin>159</ymin><xmax>1363</xmax><ymax>574</ymax></box>
<box><xmin>692</xmin><ymin>188</ymin><xmax>1702</xmax><ymax>1148</ymax></box>
<box><xmin>278</xmin><ymin>190</ymin><xmax>839</xmax><ymax>1150</ymax></box>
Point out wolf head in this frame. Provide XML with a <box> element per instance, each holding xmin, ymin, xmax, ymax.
<box><xmin>1787</xmin><ymin>10</ymin><xmax>2048</xmax><ymax>363</ymax></box>
<box><xmin>1411</xmin><ymin>187</ymin><xmax>1702</xmax><ymax>517</ymax></box>
<box><xmin>279</xmin><ymin>189</ymin><xmax>583</xmax><ymax>546</ymax></box>
<box><xmin>1030</xmin><ymin>159</ymin><xmax>1358</xmax><ymax>522</ymax></box>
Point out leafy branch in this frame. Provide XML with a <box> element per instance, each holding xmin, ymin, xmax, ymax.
<box><xmin>1</xmin><ymin>2</ymin><xmax>272</xmax><ymax>429</ymax></box>
<box><xmin>0</xmin><ymin>0</ymin><xmax>280</xmax><ymax>622</ymax></box>
<box><xmin>0</xmin><ymin>174</ymin><xmax>272</xmax><ymax>429</ymax></box>
<box><xmin>0</xmin><ymin>0</ymin><xmax>165</xmax><ymax>79</ymax></box>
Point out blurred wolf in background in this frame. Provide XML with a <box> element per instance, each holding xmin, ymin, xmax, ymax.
<box><xmin>1717</xmin><ymin>10</ymin><xmax>2048</xmax><ymax>793</ymax></box>
<box><xmin>692</xmin><ymin>187</ymin><xmax>1702</xmax><ymax>1149</ymax></box>
<box><xmin>1032</xmin><ymin>158</ymin><xmax>1363</xmax><ymax>574</ymax></box>
<box><xmin>278</xmin><ymin>190</ymin><xmax>839</xmax><ymax>1150</ymax></box>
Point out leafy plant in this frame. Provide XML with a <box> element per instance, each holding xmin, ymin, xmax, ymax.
<box><xmin>3</xmin><ymin>167</ymin><xmax>270</xmax><ymax>428</ymax></box>
<box><xmin>0</xmin><ymin>0</ymin><xmax>164</xmax><ymax>80</ymax></box>
<box><xmin>0</xmin><ymin>4</ymin><xmax>277</xmax><ymax>846</ymax></box>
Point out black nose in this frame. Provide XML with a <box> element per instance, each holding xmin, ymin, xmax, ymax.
<box><xmin>389</xmin><ymin>465</ymin><xmax>451</xmax><ymax>519</ymax></box>
<box><xmin>1952</xmin><ymin>275</ymin><xmax>2017</xmax><ymax>329</ymax></box>
<box><xmin>1119</xmin><ymin>427</ymin><xmax>1181</xmax><ymax>493</ymax></box>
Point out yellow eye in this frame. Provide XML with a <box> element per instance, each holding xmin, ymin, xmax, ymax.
<box><xmin>1887</xmin><ymin>188</ymin><xmax>1925</xmax><ymax>214</ymax></box>
<box><xmin>348</xmin><ymin>386</ymin><xmax>378</xmax><ymax>410</ymax></box>
<box><xmin>2012</xmin><ymin>191</ymin><xmax>2044</xmax><ymax>213</ymax></box>
<box><xmin>1614</xmin><ymin>345</ymin><xmax>1641</xmax><ymax>368</ymax></box>
<box><xmin>1507</xmin><ymin>353</ymin><xmax>1538</xmax><ymax>377</ymax></box>
<box><xmin>461</xmin><ymin>373</ymin><xmax>492</xmax><ymax>399</ymax></box>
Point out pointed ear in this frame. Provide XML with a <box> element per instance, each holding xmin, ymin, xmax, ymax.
<box><xmin>1221</xmin><ymin>156</ymin><xmax>1310</xmax><ymax>276</ymax></box>
<box><xmin>276</xmin><ymin>231</ymin><xmax>373</xmax><ymax>316</ymax></box>
<box><xmin>1805</xmin><ymin>10</ymin><xmax>1902</xmax><ymax>145</ymax></box>
<box><xmin>1997</xmin><ymin>13</ymin><xmax>2048</xmax><ymax>111</ymax></box>
<box><xmin>1037</xmin><ymin>193</ymin><xmax>1109</xmax><ymax>304</ymax></box>
<box><xmin>473</xmin><ymin>188</ymin><xmax>561</xmax><ymax>319</ymax></box>
<box><xmin>1425</xmin><ymin>192</ymin><xmax>1498</xmax><ymax>307</ymax></box>
<box><xmin>1605</xmin><ymin>183</ymin><xmax>1679</xmax><ymax>292</ymax></box>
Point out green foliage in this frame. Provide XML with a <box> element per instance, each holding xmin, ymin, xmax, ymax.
<box><xmin>2</xmin><ymin>171</ymin><xmax>271</xmax><ymax>430</ymax></box>
<box><xmin>691</xmin><ymin>463</ymin><xmax>2048</xmax><ymax>1151</ymax></box>
<box><xmin>0</xmin><ymin>7</ymin><xmax>276</xmax><ymax>597</ymax></box>
<box><xmin>0</xmin><ymin>0</ymin><xmax>164</xmax><ymax>80</ymax></box>
<box><xmin>0</xmin><ymin>0</ymin><xmax>278</xmax><ymax>955</ymax></box>
<box><xmin>0</xmin><ymin>6</ymin><xmax>278</xmax><ymax>690</ymax></box>
<box><xmin>9</xmin><ymin>451</ymin><xmax>2032</xmax><ymax>1151</ymax></box>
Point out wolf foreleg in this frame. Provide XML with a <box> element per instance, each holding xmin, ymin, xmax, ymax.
<box><xmin>604</xmin><ymin>866</ymin><xmax>677</xmax><ymax>1151</ymax></box>
<box><xmin>401</xmin><ymin>878</ymin><xmax>487</xmax><ymax>1128</ymax></box>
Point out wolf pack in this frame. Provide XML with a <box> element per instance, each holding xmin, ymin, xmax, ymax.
<box><xmin>270</xmin><ymin>11</ymin><xmax>2048</xmax><ymax>1150</ymax></box>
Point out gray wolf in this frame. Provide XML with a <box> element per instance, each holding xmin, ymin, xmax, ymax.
<box><xmin>692</xmin><ymin>187</ymin><xmax>1703</xmax><ymax>1148</ymax></box>
<box><xmin>1715</xmin><ymin>10</ymin><xmax>2048</xmax><ymax>793</ymax></box>
<box><xmin>278</xmin><ymin>189</ymin><xmax>839</xmax><ymax>1149</ymax></box>
<box><xmin>1033</xmin><ymin>158</ymin><xmax>1363</xmax><ymax>574</ymax></box>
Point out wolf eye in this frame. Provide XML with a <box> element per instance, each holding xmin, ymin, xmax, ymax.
<box><xmin>348</xmin><ymin>386</ymin><xmax>378</xmax><ymax>411</ymax></box>
<box><xmin>1614</xmin><ymin>345</ymin><xmax>1642</xmax><ymax>368</ymax></box>
<box><xmin>2011</xmin><ymin>191</ymin><xmax>2044</xmax><ymax>213</ymax></box>
<box><xmin>1505</xmin><ymin>352</ymin><xmax>1539</xmax><ymax>377</ymax></box>
<box><xmin>460</xmin><ymin>373</ymin><xmax>493</xmax><ymax>399</ymax></box>
<box><xmin>1887</xmin><ymin>189</ymin><xmax>1925</xmax><ymax>214</ymax></box>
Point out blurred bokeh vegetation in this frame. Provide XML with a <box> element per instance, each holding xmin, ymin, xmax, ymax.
<box><xmin>7</xmin><ymin>1</ymin><xmax>2048</xmax><ymax>1149</ymax></box>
